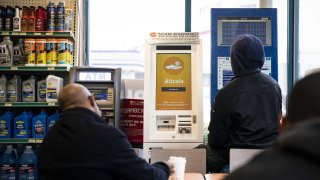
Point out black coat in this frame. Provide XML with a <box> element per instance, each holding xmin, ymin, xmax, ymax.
<box><xmin>38</xmin><ymin>107</ymin><xmax>170</xmax><ymax>180</ymax></box>
<box><xmin>208</xmin><ymin>35</ymin><xmax>282</xmax><ymax>162</ymax></box>
<box><xmin>226</xmin><ymin>119</ymin><xmax>320</xmax><ymax>180</ymax></box>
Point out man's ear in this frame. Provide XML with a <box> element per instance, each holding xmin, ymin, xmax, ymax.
<box><xmin>88</xmin><ymin>96</ymin><xmax>95</xmax><ymax>107</ymax></box>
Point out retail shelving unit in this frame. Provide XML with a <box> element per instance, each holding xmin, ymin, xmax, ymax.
<box><xmin>0</xmin><ymin>139</ymin><xmax>43</xmax><ymax>144</ymax></box>
<box><xmin>0</xmin><ymin>0</ymin><xmax>80</xmax><ymax>66</ymax></box>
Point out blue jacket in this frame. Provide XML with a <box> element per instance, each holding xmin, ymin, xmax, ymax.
<box><xmin>208</xmin><ymin>34</ymin><xmax>282</xmax><ymax>162</ymax></box>
<box><xmin>38</xmin><ymin>107</ymin><xmax>170</xmax><ymax>180</ymax></box>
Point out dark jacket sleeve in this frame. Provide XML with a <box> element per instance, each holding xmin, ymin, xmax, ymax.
<box><xmin>107</xmin><ymin>129</ymin><xmax>170</xmax><ymax>180</ymax></box>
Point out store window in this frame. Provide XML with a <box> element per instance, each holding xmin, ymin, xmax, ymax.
<box><xmin>88</xmin><ymin>0</ymin><xmax>288</xmax><ymax>131</ymax></box>
<box><xmin>298</xmin><ymin>1</ymin><xmax>320</xmax><ymax>77</ymax></box>
<box><xmin>88</xmin><ymin>0</ymin><xmax>184</xmax><ymax>79</ymax></box>
<box><xmin>191</xmin><ymin>0</ymin><xmax>288</xmax><ymax>127</ymax></box>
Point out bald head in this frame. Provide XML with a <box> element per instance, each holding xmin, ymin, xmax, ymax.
<box><xmin>58</xmin><ymin>83</ymin><xmax>101</xmax><ymax>116</ymax></box>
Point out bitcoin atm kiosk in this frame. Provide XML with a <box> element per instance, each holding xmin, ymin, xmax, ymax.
<box><xmin>70</xmin><ymin>67</ymin><xmax>121</xmax><ymax>128</ymax></box>
<box><xmin>211</xmin><ymin>8</ymin><xmax>278</xmax><ymax>104</ymax></box>
<box><xmin>143</xmin><ymin>32</ymin><xmax>203</xmax><ymax>160</ymax></box>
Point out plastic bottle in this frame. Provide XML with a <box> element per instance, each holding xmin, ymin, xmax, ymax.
<box><xmin>22</xmin><ymin>76</ymin><xmax>36</xmax><ymax>102</ymax></box>
<box><xmin>37</xmin><ymin>79</ymin><xmax>46</xmax><ymax>102</ymax></box>
<box><xmin>0</xmin><ymin>111</ymin><xmax>13</xmax><ymax>138</ymax></box>
<box><xmin>68</xmin><ymin>40</ymin><xmax>74</xmax><ymax>66</ymax></box>
<box><xmin>18</xmin><ymin>146</ymin><xmax>37</xmax><ymax>180</ymax></box>
<box><xmin>27</xmin><ymin>110</ymin><xmax>34</xmax><ymax>137</ymax></box>
<box><xmin>47</xmin><ymin>109</ymin><xmax>60</xmax><ymax>132</ymax></box>
<box><xmin>0</xmin><ymin>6</ymin><xmax>5</xmax><ymax>31</ymax></box>
<box><xmin>13</xmin><ymin>111</ymin><xmax>30</xmax><ymax>138</ymax></box>
<box><xmin>12</xmin><ymin>38</ymin><xmax>25</xmax><ymax>65</ymax></box>
<box><xmin>65</xmin><ymin>7</ymin><xmax>73</xmax><ymax>32</ymax></box>
<box><xmin>57</xmin><ymin>39</ymin><xmax>68</xmax><ymax>66</ymax></box>
<box><xmin>46</xmin><ymin>75</ymin><xmax>63</xmax><ymax>102</ymax></box>
<box><xmin>31</xmin><ymin>109</ymin><xmax>47</xmax><ymax>138</ymax></box>
<box><xmin>46</xmin><ymin>39</ymin><xmax>57</xmax><ymax>66</ymax></box>
<box><xmin>5</xmin><ymin>6</ymin><xmax>14</xmax><ymax>31</ymax></box>
<box><xmin>36</xmin><ymin>6</ymin><xmax>46</xmax><ymax>31</ymax></box>
<box><xmin>0</xmin><ymin>36</ymin><xmax>13</xmax><ymax>66</ymax></box>
<box><xmin>28</xmin><ymin>6</ymin><xmax>36</xmax><ymax>31</ymax></box>
<box><xmin>24</xmin><ymin>38</ymin><xmax>36</xmax><ymax>66</ymax></box>
<box><xmin>56</xmin><ymin>1</ymin><xmax>65</xmax><ymax>31</ymax></box>
<box><xmin>13</xmin><ymin>7</ymin><xmax>21</xmax><ymax>31</ymax></box>
<box><xmin>7</xmin><ymin>75</ymin><xmax>21</xmax><ymax>102</ymax></box>
<box><xmin>46</xmin><ymin>1</ymin><xmax>56</xmax><ymax>32</ymax></box>
<box><xmin>35</xmin><ymin>39</ymin><xmax>46</xmax><ymax>66</ymax></box>
<box><xmin>0</xmin><ymin>75</ymin><xmax>7</xmax><ymax>102</ymax></box>
<box><xmin>21</xmin><ymin>6</ymin><xmax>29</xmax><ymax>31</ymax></box>
<box><xmin>0</xmin><ymin>145</ymin><xmax>18</xmax><ymax>180</ymax></box>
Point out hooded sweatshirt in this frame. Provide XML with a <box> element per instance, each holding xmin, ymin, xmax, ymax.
<box><xmin>226</xmin><ymin>119</ymin><xmax>320</xmax><ymax>180</ymax></box>
<box><xmin>208</xmin><ymin>34</ymin><xmax>282</xmax><ymax>163</ymax></box>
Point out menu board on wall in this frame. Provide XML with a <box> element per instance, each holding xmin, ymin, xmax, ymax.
<box><xmin>156</xmin><ymin>53</ymin><xmax>191</xmax><ymax>110</ymax></box>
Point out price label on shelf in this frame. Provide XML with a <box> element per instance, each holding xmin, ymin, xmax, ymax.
<box><xmin>4</xmin><ymin>103</ymin><xmax>12</xmax><ymax>107</ymax></box>
<box><xmin>46</xmin><ymin>32</ymin><xmax>53</xmax><ymax>35</ymax></box>
<box><xmin>48</xmin><ymin>102</ymin><xmax>56</xmax><ymax>106</ymax></box>
<box><xmin>34</xmin><ymin>33</ymin><xmax>41</xmax><ymax>36</ymax></box>
<box><xmin>12</xmin><ymin>32</ymin><xmax>19</xmax><ymax>35</ymax></box>
<box><xmin>28</xmin><ymin>139</ymin><xmax>36</xmax><ymax>143</ymax></box>
<box><xmin>36</xmin><ymin>139</ymin><xmax>43</xmax><ymax>143</ymax></box>
<box><xmin>11</xmin><ymin>66</ymin><xmax>18</xmax><ymax>70</ymax></box>
<box><xmin>2</xmin><ymin>32</ymin><xmax>9</xmax><ymax>35</ymax></box>
<box><xmin>47</xmin><ymin>67</ymin><xmax>55</xmax><ymax>70</ymax></box>
<box><xmin>20</xmin><ymin>32</ymin><xmax>27</xmax><ymax>35</ymax></box>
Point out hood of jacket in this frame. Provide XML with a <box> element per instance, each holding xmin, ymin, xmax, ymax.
<box><xmin>230</xmin><ymin>34</ymin><xmax>265</xmax><ymax>76</ymax></box>
<box><xmin>277</xmin><ymin>119</ymin><xmax>320</xmax><ymax>162</ymax></box>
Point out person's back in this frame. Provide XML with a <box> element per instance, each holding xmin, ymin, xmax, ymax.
<box><xmin>217</xmin><ymin>71</ymin><xmax>281</xmax><ymax>148</ymax></box>
<box><xmin>226</xmin><ymin>72</ymin><xmax>320</xmax><ymax>180</ymax></box>
<box><xmin>207</xmin><ymin>34</ymin><xmax>282</xmax><ymax>172</ymax></box>
<box><xmin>225</xmin><ymin>118</ymin><xmax>320</xmax><ymax>180</ymax></box>
<box><xmin>38</xmin><ymin>83</ymin><xmax>170</xmax><ymax>180</ymax></box>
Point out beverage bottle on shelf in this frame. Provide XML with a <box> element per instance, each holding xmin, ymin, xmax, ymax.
<box><xmin>47</xmin><ymin>109</ymin><xmax>60</xmax><ymax>132</ymax></box>
<box><xmin>12</xmin><ymin>38</ymin><xmax>25</xmax><ymax>65</ymax></box>
<box><xmin>0</xmin><ymin>75</ymin><xmax>7</xmax><ymax>102</ymax></box>
<box><xmin>13</xmin><ymin>111</ymin><xmax>30</xmax><ymax>138</ymax></box>
<box><xmin>56</xmin><ymin>1</ymin><xmax>65</xmax><ymax>31</ymax></box>
<box><xmin>0</xmin><ymin>6</ymin><xmax>5</xmax><ymax>31</ymax></box>
<box><xmin>0</xmin><ymin>36</ymin><xmax>13</xmax><ymax>66</ymax></box>
<box><xmin>36</xmin><ymin>6</ymin><xmax>46</xmax><ymax>31</ymax></box>
<box><xmin>6</xmin><ymin>75</ymin><xmax>21</xmax><ymax>102</ymax></box>
<box><xmin>21</xmin><ymin>6</ymin><xmax>29</xmax><ymax>31</ymax></box>
<box><xmin>31</xmin><ymin>109</ymin><xmax>47</xmax><ymax>138</ymax></box>
<box><xmin>5</xmin><ymin>6</ymin><xmax>14</xmax><ymax>31</ymax></box>
<box><xmin>46</xmin><ymin>1</ymin><xmax>56</xmax><ymax>32</ymax></box>
<box><xmin>18</xmin><ymin>146</ymin><xmax>37</xmax><ymax>180</ymax></box>
<box><xmin>28</xmin><ymin>6</ymin><xmax>36</xmax><ymax>31</ymax></box>
<box><xmin>0</xmin><ymin>145</ymin><xmax>18</xmax><ymax>180</ymax></box>
<box><xmin>13</xmin><ymin>7</ymin><xmax>21</xmax><ymax>31</ymax></box>
<box><xmin>0</xmin><ymin>111</ymin><xmax>13</xmax><ymax>138</ymax></box>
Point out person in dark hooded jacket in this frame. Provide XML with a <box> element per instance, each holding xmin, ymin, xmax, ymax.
<box><xmin>206</xmin><ymin>34</ymin><xmax>282</xmax><ymax>172</ymax></box>
<box><xmin>225</xmin><ymin>72</ymin><xmax>320</xmax><ymax>180</ymax></box>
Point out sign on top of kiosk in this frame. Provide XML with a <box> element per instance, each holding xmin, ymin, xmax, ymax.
<box><xmin>148</xmin><ymin>32</ymin><xmax>200</xmax><ymax>44</ymax></box>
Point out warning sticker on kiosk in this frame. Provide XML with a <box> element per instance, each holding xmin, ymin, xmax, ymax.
<box><xmin>156</xmin><ymin>53</ymin><xmax>191</xmax><ymax>110</ymax></box>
